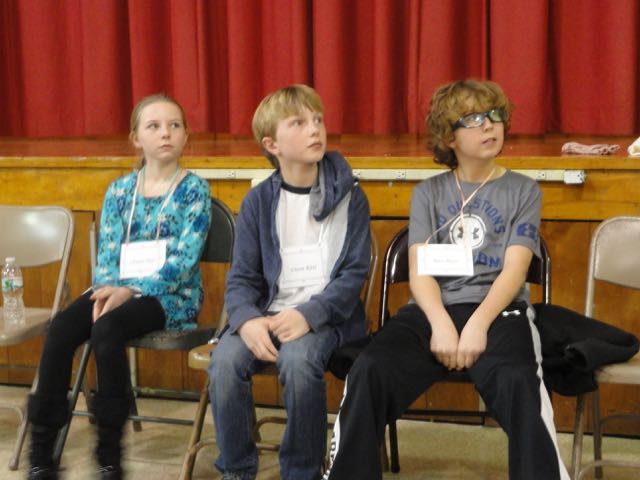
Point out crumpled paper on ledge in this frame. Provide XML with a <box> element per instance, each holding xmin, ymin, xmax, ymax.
<box><xmin>561</xmin><ymin>142</ymin><xmax>620</xmax><ymax>156</ymax></box>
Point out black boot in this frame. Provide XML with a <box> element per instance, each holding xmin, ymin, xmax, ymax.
<box><xmin>97</xmin><ymin>465</ymin><xmax>123</xmax><ymax>479</ymax></box>
<box><xmin>27</xmin><ymin>393</ymin><xmax>68</xmax><ymax>478</ymax></box>
<box><xmin>92</xmin><ymin>393</ymin><xmax>131</xmax><ymax>479</ymax></box>
<box><xmin>27</xmin><ymin>465</ymin><xmax>59</xmax><ymax>480</ymax></box>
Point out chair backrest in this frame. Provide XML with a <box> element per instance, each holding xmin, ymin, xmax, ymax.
<box><xmin>585</xmin><ymin>216</ymin><xmax>640</xmax><ymax>317</ymax></box>
<box><xmin>201</xmin><ymin>197</ymin><xmax>236</xmax><ymax>264</ymax></box>
<box><xmin>379</xmin><ymin>225</ymin><xmax>551</xmax><ymax>328</ymax></box>
<box><xmin>361</xmin><ymin>229</ymin><xmax>379</xmax><ymax>314</ymax></box>
<box><xmin>0</xmin><ymin>205</ymin><xmax>74</xmax><ymax>315</ymax></box>
<box><xmin>202</xmin><ymin>198</ymin><xmax>235</xmax><ymax>337</ymax></box>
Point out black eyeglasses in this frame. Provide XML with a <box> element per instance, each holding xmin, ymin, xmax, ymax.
<box><xmin>452</xmin><ymin>108</ymin><xmax>507</xmax><ymax>130</ymax></box>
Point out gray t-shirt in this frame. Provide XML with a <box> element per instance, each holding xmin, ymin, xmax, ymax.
<box><xmin>409</xmin><ymin>169</ymin><xmax>541</xmax><ymax>306</ymax></box>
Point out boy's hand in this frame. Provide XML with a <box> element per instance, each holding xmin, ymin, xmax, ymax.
<box><xmin>90</xmin><ymin>286</ymin><xmax>134</xmax><ymax>323</ymax></box>
<box><xmin>269</xmin><ymin>309</ymin><xmax>310</xmax><ymax>343</ymax></box>
<box><xmin>456</xmin><ymin>322</ymin><xmax>488</xmax><ymax>370</ymax></box>
<box><xmin>430</xmin><ymin>322</ymin><xmax>460</xmax><ymax>370</ymax></box>
<box><xmin>238</xmin><ymin>317</ymin><xmax>279</xmax><ymax>362</ymax></box>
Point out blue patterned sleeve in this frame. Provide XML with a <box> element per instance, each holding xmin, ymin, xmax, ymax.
<box><xmin>128</xmin><ymin>175</ymin><xmax>211</xmax><ymax>297</ymax></box>
<box><xmin>93</xmin><ymin>181</ymin><xmax>126</xmax><ymax>287</ymax></box>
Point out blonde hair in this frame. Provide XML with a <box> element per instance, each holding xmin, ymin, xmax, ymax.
<box><xmin>426</xmin><ymin>80</ymin><xmax>513</xmax><ymax>168</ymax></box>
<box><xmin>129</xmin><ymin>94</ymin><xmax>188</xmax><ymax>167</ymax></box>
<box><xmin>252</xmin><ymin>84</ymin><xmax>324</xmax><ymax>168</ymax></box>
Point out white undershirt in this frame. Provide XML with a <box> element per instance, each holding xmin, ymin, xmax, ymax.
<box><xmin>268</xmin><ymin>187</ymin><xmax>350</xmax><ymax>312</ymax></box>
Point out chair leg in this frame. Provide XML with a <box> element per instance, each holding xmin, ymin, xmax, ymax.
<box><xmin>53</xmin><ymin>342</ymin><xmax>92</xmax><ymax>467</ymax></box>
<box><xmin>179</xmin><ymin>378</ymin><xmax>210</xmax><ymax>480</ymax></box>
<box><xmin>128</xmin><ymin>393</ymin><xmax>143</xmax><ymax>432</ymax></box>
<box><xmin>128</xmin><ymin>347</ymin><xmax>143</xmax><ymax>432</ymax></box>
<box><xmin>571</xmin><ymin>393</ymin><xmax>587</xmax><ymax>480</ymax></box>
<box><xmin>8</xmin><ymin>374</ymin><xmax>38</xmax><ymax>470</ymax></box>
<box><xmin>379</xmin><ymin>432</ymin><xmax>390</xmax><ymax>472</ymax></box>
<box><xmin>591</xmin><ymin>390</ymin><xmax>603</xmax><ymax>479</ymax></box>
<box><xmin>82</xmin><ymin>373</ymin><xmax>95</xmax><ymax>424</ymax></box>
<box><xmin>388</xmin><ymin>420</ymin><xmax>400</xmax><ymax>473</ymax></box>
<box><xmin>8</xmin><ymin>409</ymin><xmax>27</xmax><ymax>470</ymax></box>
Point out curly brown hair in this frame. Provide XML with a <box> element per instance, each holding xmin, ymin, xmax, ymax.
<box><xmin>426</xmin><ymin>80</ymin><xmax>513</xmax><ymax>168</ymax></box>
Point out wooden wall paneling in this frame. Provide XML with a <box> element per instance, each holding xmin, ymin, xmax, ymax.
<box><xmin>540</xmin><ymin>172</ymin><xmax>640</xmax><ymax>220</ymax></box>
<box><xmin>0</xmin><ymin>168</ymin><xmax>125</xmax><ymax>211</ymax></box>
<box><xmin>216</xmin><ymin>180</ymin><xmax>251</xmax><ymax>214</ymax></box>
<box><xmin>136</xmin><ymin>349</ymin><xmax>184</xmax><ymax>391</ymax></box>
<box><xmin>253</xmin><ymin>373</ymin><xmax>281</xmax><ymax>406</ymax></box>
<box><xmin>0</xmin><ymin>344</ymin><xmax>8</xmax><ymax>382</ymax></box>
<box><xmin>326</xmin><ymin>374</ymin><xmax>345</xmax><ymax>412</ymax></box>
<box><xmin>362</xmin><ymin>182</ymin><xmax>413</xmax><ymax>218</ymax></box>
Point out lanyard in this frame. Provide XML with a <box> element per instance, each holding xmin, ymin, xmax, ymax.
<box><xmin>424</xmin><ymin>167</ymin><xmax>495</xmax><ymax>245</ymax></box>
<box><xmin>125</xmin><ymin>166</ymin><xmax>183</xmax><ymax>243</ymax></box>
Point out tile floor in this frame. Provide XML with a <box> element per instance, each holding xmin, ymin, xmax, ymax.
<box><xmin>1</xmin><ymin>384</ymin><xmax>638</xmax><ymax>479</ymax></box>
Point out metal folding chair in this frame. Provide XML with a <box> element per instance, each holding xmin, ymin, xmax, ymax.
<box><xmin>0</xmin><ymin>205</ymin><xmax>74</xmax><ymax>470</ymax></box>
<box><xmin>570</xmin><ymin>216</ymin><xmax>640</xmax><ymax>480</ymax></box>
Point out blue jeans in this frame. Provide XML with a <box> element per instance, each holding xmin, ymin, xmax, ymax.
<box><xmin>208</xmin><ymin>325</ymin><xmax>339</xmax><ymax>480</ymax></box>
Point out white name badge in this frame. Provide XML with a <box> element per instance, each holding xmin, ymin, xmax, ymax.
<box><xmin>280</xmin><ymin>244</ymin><xmax>325</xmax><ymax>289</ymax></box>
<box><xmin>119</xmin><ymin>240</ymin><xmax>167</xmax><ymax>280</ymax></box>
<box><xmin>417</xmin><ymin>243</ymin><xmax>474</xmax><ymax>277</ymax></box>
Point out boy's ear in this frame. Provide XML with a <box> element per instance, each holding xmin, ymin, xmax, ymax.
<box><xmin>262</xmin><ymin>136</ymin><xmax>279</xmax><ymax>156</ymax></box>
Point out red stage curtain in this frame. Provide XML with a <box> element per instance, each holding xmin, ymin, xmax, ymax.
<box><xmin>0</xmin><ymin>0</ymin><xmax>638</xmax><ymax>137</ymax></box>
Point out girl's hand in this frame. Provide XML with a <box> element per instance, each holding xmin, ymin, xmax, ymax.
<box><xmin>90</xmin><ymin>286</ymin><xmax>135</xmax><ymax>323</ymax></box>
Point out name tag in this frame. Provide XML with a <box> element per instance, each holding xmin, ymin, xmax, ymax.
<box><xmin>280</xmin><ymin>244</ymin><xmax>325</xmax><ymax>288</ymax></box>
<box><xmin>119</xmin><ymin>240</ymin><xmax>167</xmax><ymax>279</ymax></box>
<box><xmin>417</xmin><ymin>243</ymin><xmax>474</xmax><ymax>277</ymax></box>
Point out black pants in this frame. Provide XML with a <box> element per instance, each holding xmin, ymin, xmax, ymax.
<box><xmin>324</xmin><ymin>303</ymin><xmax>569</xmax><ymax>480</ymax></box>
<box><xmin>36</xmin><ymin>290</ymin><xmax>166</xmax><ymax>398</ymax></box>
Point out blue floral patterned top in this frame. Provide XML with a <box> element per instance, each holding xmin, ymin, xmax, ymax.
<box><xmin>93</xmin><ymin>170</ymin><xmax>212</xmax><ymax>330</ymax></box>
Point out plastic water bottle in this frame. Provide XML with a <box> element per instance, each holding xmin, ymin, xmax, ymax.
<box><xmin>2</xmin><ymin>257</ymin><xmax>26</xmax><ymax>324</ymax></box>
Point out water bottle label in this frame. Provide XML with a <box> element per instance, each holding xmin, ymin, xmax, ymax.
<box><xmin>2</xmin><ymin>276</ymin><xmax>23</xmax><ymax>292</ymax></box>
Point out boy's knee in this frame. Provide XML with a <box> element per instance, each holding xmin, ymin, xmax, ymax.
<box><xmin>208</xmin><ymin>335</ymin><xmax>253</xmax><ymax>381</ymax></box>
<box><xmin>277</xmin><ymin>350</ymin><xmax>327</xmax><ymax>389</ymax></box>
<box><xmin>350</xmin><ymin>349</ymin><xmax>382</xmax><ymax>379</ymax></box>
<box><xmin>480</xmin><ymin>363</ymin><xmax>539</xmax><ymax>400</ymax></box>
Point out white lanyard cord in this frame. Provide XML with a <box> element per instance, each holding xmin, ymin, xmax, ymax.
<box><xmin>424</xmin><ymin>167</ymin><xmax>495</xmax><ymax>246</ymax></box>
<box><xmin>125</xmin><ymin>166</ymin><xmax>184</xmax><ymax>244</ymax></box>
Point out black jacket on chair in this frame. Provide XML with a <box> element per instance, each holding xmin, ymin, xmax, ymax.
<box><xmin>534</xmin><ymin>303</ymin><xmax>639</xmax><ymax>396</ymax></box>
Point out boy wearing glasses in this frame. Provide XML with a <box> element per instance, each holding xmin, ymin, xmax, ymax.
<box><xmin>323</xmin><ymin>80</ymin><xmax>570</xmax><ymax>480</ymax></box>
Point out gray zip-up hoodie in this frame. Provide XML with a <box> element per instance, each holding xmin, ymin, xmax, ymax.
<box><xmin>224</xmin><ymin>151</ymin><xmax>371</xmax><ymax>342</ymax></box>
